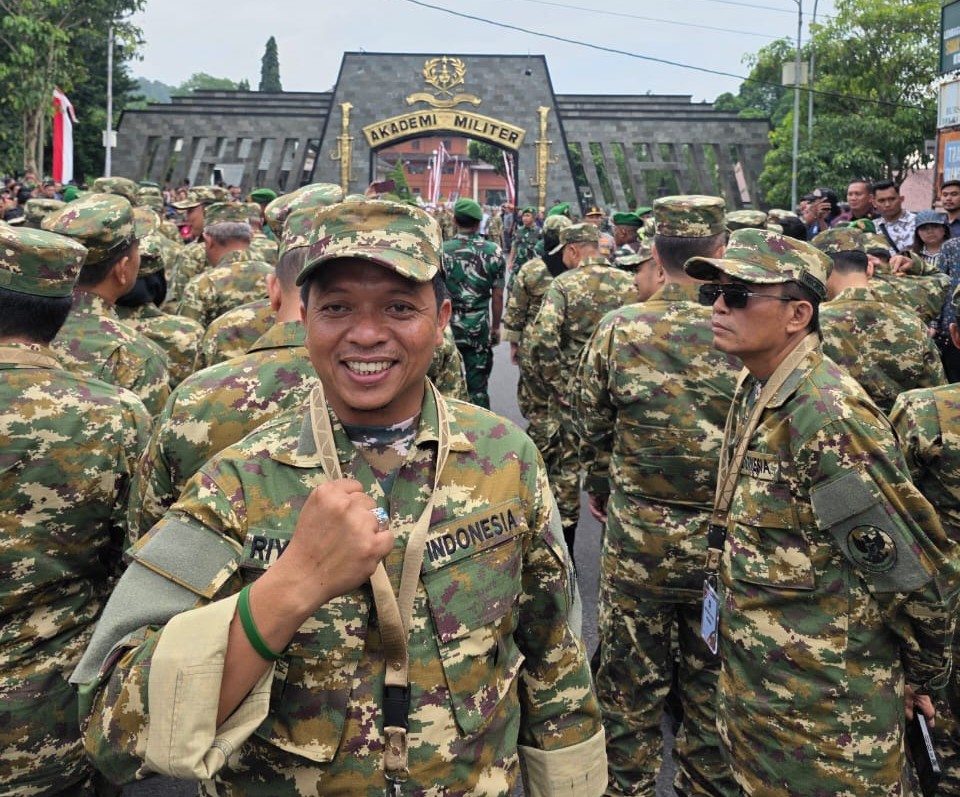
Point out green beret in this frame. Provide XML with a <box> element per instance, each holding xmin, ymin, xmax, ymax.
<box><xmin>264</xmin><ymin>183</ymin><xmax>344</xmax><ymax>238</ymax></box>
<box><xmin>299</xmin><ymin>200</ymin><xmax>442</xmax><ymax>285</ymax></box>
<box><xmin>612</xmin><ymin>212</ymin><xmax>641</xmax><ymax>227</ymax></box>
<box><xmin>453</xmin><ymin>198</ymin><xmax>483</xmax><ymax>222</ymax></box>
<box><xmin>249</xmin><ymin>187</ymin><xmax>278</xmax><ymax>204</ymax></box>
<box><xmin>521</xmin><ymin>206</ymin><xmax>536</xmax><ymax>215</ymax></box>
<box><xmin>844</xmin><ymin>218</ymin><xmax>876</xmax><ymax>234</ymax></box>
<box><xmin>634</xmin><ymin>206</ymin><xmax>653</xmax><ymax>216</ymax></box>
<box><xmin>42</xmin><ymin>194</ymin><xmax>137</xmax><ymax>265</ymax></box>
<box><xmin>92</xmin><ymin>176</ymin><xmax>141</xmax><ymax>206</ymax></box>
<box><xmin>548</xmin><ymin>222</ymin><xmax>599</xmax><ymax>255</ymax></box>
<box><xmin>61</xmin><ymin>186</ymin><xmax>82</xmax><ymax>203</ymax></box>
<box><xmin>547</xmin><ymin>202</ymin><xmax>570</xmax><ymax>218</ymax></box>
<box><xmin>0</xmin><ymin>225</ymin><xmax>88</xmax><ymax>297</ymax></box>
<box><xmin>203</xmin><ymin>202</ymin><xmax>252</xmax><ymax>226</ymax></box>
<box><xmin>654</xmin><ymin>195</ymin><xmax>726</xmax><ymax>237</ymax></box>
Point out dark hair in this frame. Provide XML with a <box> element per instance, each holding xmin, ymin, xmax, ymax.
<box><xmin>300</xmin><ymin>268</ymin><xmax>448</xmax><ymax>315</ymax></box>
<box><xmin>777</xmin><ymin>216</ymin><xmax>808</xmax><ymax>241</ymax></box>
<box><xmin>870</xmin><ymin>179</ymin><xmax>896</xmax><ymax>195</ymax></box>
<box><xmin>276</xmin><ymin>247</ymin><xmax>309</xmax><ymax>291</ymax></box>
<box><xmin>829</xmin><ymin>251</ymin><xmax>868</xmax><ymax>275</ymax></box>
<box><xmin>76</xmin><ymin>241</ymin><xmax>136</xmax><ymax>288</ymax></box>
<box><xmin>654</xmin><ymin>232</ymin><xmax>725</xmax><ymax>275</ymax></box>
<box><xmin>0</xmin><ymin>286</ymin><xmax>72</xmax><ymax>343</ymax></box>
<box><xmin>781</xmin><ymin>280</ymin><xmax>820</xmax><ymax>334</ymax></box>
<box><xmin>911</xmin><ymin>221</ymin><xmax>951</xmax><ymax>256</ymax></box>
<box><xmin>942</xmin><ymin>180</ymin><xmax>960</xmax><ymax>191</ymax></box>
<box><xmin>453</xmin><ymin>213</ymin><xmax>480</xmax><ymax>230</ymax></box>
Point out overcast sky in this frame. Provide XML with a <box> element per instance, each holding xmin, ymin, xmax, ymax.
<box><xmin>128</xmin><ymin>0</ymin><xmax>836</xmax><ymax>102</ymax></box>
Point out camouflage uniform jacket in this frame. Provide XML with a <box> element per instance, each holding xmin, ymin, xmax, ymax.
<box><xmin>717</xmin><ymin>345</ymin><xmax>960</xmax><ymax>796</ymax></box>
<box><xmin>442</xmin><ymin>232</ymin><xmax>505</xmax><ymax>345</ymax></box>
<box><xmin>0</xmin><ymin>343</ymin><xmax>150</xmax><ymax>795</ymax></box>
<box><xmin>52</xmin><ymin>290</ymin><xmax>171</xmax><ymax>416</ymax></box>
<box><xmin>429</xmin><ymin>326</ymin><xmax>469</xmax><ymax>401</ymax></box>
<box><xmin>194</xmin><ymin>298</ymin><xmax>275</xmax><ymax>371</ymax></box>
<box><xmin>574</xmin><ymin>283</ymin><xmax>742</xmax><ymax>600</ymax></box>
<box><xmin>78</xmin><ymin>387</ymin><xmax>603</xmax><ymax>795</ymax></box>
<box><xmin>527</xmin><ymin>257</ymin><xmax>639</xmax><ymax>403</ymax></box>
<box><xmin>115</xmin><ymin>302</ymin><xmax>205</xmax><ymax>387</ymax></box>
<box><xmin>502</xmin><ymin>256</ymin><xmax>554</xmax><ymax>363</ymax></box>
<box><xmin>820</xmin><ymin>285</ymin><xmax>945</xmax><ymax>413</ymax></box>
<box><xmin>165</xmin><ymin>240</ymin><xmax>207</xmax><ymax>310</ymax></box>
<box><xmin>129</xmin><ymin>321</ymin><xmax>315</xmax><ymax>539</ymax></box>
<box><xmin>871</xmin><ymin>271</ymin><xmax>950</xmax><ymax>327</ymax></box>
<box><xmin>510</xmin><ymin>224</ymin><xmax>540</xmax><ymax>274</ymax></box>
<box><xmin>177</xmin><ymin>249</ymin><xmax>272</xmax><ymax>327</ymax></box>
<box><xmin>891</xmin><ymin>385</ymin><xmax>960</xmax><ymax>540</ymax></box>
<box><xmin>248</xmin><ymin>232</ymin><xmax>278</xmax><ymax>265</ymax></box>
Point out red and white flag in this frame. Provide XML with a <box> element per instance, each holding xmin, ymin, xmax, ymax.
<box><xmin>503</xmin><ymin>151</ymin><xmax>515</xmax><ymax>207</ymax></box>
<box><xmin>52</xmin><ymin>88</ymin><xmax>77</xmax><ymax>184</ymax></box>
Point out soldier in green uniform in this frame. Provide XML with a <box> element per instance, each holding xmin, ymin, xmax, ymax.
<box><xmin>811</xmin><ymin>228</ymin><xmax>944</xmax><ymax>412</ymax></box>
<box><xmin>246</xmin><ymin>201</ymin><xmax>279</xmax><ymax>265</ymax></box>
<box><xmin>0</xmin><ymin>225</ymin><xmax>150</xmax><ymax>796</ymax></box>
<box><xmin>575</xmin><ymin>195</ymin><xmax>739</xmax><ymax>797</ymax></box>
<box><xmin>176</xmin><ymin>202</ymin><xmax>273</xmax><ymax>326</ymax></box>
<box><xmin>442</xmin><ymin>197</ymin><xmax>505</xmax><ymax>408</ymax></box>
<box><xmin>115</xmin><ymin>228</ymin><xmax>205</xmax><ymax>387</ymax></box>
<box><xmin>611</xmin><ymin>211</ymin><xmax>642</xmax><ymax>263</ymax></box>
<box><xmin>527</xmin><ymin>223</ymin><xmax>639</xmax><ymax>554</ymax></box>
<box><xmin>508</xmin><ymin>205</ymin><xmax>540</xmax><ymax>284</ymax></box>
<box><xmin>73</xmin><ymin>199</ymin><xmax>606</xmax><ymax>796</ymax></box>
<box><xmin>193</xmin><ymin>298</ymin><xmax>275</xmax><ymax>370</ymax></box>
<box><xmin>503</xmin><ymin>214</ymin><xmax>571</xmax><ymax>454</ymax></box>
<box><xmin>165</xmin><ymin>185</ymin><xmax>230</xmax><ymax>308</ymax></box>
<box><xmin>42</xmin><ymin>193</ymin><xmax>172</xmax><ymax>415</ymax></box>
<box><xmin>686</xmin><ymin>228</ymin><xmax>960</xmax><ymax>797</ymax></box>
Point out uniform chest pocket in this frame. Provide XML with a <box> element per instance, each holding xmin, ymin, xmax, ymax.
<box><xmin>421</xmin><ymin>505</ymin><xmax>527</xmax><ymax>736</ymax></box>
<box><xmin>728</xmin><ymin>472</ymin><xmax>814</xmax><ymax>590</ymax></box>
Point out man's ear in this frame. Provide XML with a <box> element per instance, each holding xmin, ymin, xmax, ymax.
<box><xmin>112</xmin><ymin>255</ymin><xmax>132</xmax><ymax>288</ymax></box>
<box><xmin>785</xmin><ymin>298</ymin><xmax>814</xmax><ymax>333</ymax></box>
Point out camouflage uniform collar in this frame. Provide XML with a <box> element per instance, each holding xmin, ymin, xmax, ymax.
<box><xmin>579</xmin><ymin>256</ymin><xmax>610</xmax><ymax>268</ymax></box>
<box><xmin>0</xmin><ymin>341</ymin><xmax>60</xmax><ymax>369</ymax></box>
<box><xmin>117</xmin><ymin>303</ymin><xmax>163</xmax><ymax>321</ymax></box>
<box><xmin>215</xmin><ymin>249</ymin><xmax>250</xmax><ymax>267</ymax></box>
<box><xmin>248</xmin><ymin>321</ymin><xmax>306</xmax><ymax>353</ymax></box>
<box><xmin>831</xmin><ymin>285</ymin><xmax>878</xmax><ymax>304</ymax></box>
<box><xmin>72</xmin><ymin>289</ymin><xmax>118</xmax><ymax>318</ymax></box>
<box><xmin>653</xmin><ymin>282</ymin><xmax>701</xmax><ymax>303</ymax></box>
<box><xmin>279</xmin><ymin>380</ymin><xmax>473</xmax><ymax>468</ymax></box>
<box><xmin>746</xmin><ymin>341</ymin><xmax>823</xmax><ymax>411</ymax></box>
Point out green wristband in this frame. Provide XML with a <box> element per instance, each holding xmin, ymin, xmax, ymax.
<box><xmin>237</xmin><ymin>584</ymin><xmax>283</xmax><ymax>662</ymax></box>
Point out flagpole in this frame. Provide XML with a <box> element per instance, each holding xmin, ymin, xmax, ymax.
<box><xmin>105</xmin><ymin>24</ymin><xmax>114</xmax><ymax>177</ymax></box>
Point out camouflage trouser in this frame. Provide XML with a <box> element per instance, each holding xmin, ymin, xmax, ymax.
<box><xmin>597</xmin><ymin>583</ymin><xmax>737</xmax><ymax>797</ymax></box>
<box><xmin>516</xmin><ymin>360</ymin><xmax>553</xmax><ymax>453</ymax></box>
<box><xmin>457</xmin><ymin>341</ymin><xmax>493</xmax><ymax>409</ymax></box>
<box><xmin>931</xmin><ymin>633</ymin><xmax>960</xmax><ymax>795</ymax></box>
<box><xmin>542</xmin><ymin>414</ymin><xmax>581</xmax><ymax>554</ymax></box>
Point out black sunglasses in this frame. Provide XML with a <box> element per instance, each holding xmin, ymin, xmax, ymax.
<box><xmin>698</xmin><ymin>283</ymin><xmax>795</xmax><ymax>309</ymax></box>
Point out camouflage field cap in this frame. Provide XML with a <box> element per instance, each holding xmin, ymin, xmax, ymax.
<box><xmin>242</xmin><ymin>202</ymin><xmax>263</xmax><ymax>222</ymax></box>
<box><xmin>92</xmin><ymin>176</ymin><xmax>140</xmax><ymax>206</ymax></box>
<box><xmin>203</xmin><ymin>202</ymin><xmax>251</xmax><ymax>226</ymax></box>
<box><xmin>811</xmin><ymin>227</ymin><xmax>864</xmax><ymax>255</ymax></box>
<box><xmin>542</xmin><ymin>214</ymin><xmax>573</xmax><ymax>235</ymax></box>
<box><xmin>861</xmin><ymin>232</ymin><xmax>892</xmax><ymax>252</ymax></box>
<box><xmin>137</xmin><ymin>232</ymin><xmax>166</xmax><ymax>275</ymax></box>
<box><xmin>453</xmin><ymin>198</ymin><xmax>483</xmax><ymax>222</ymax></box>
<box><xmin>654</xmin><ymin>195</ymin><xmax>726</xmax><ymax>237</ymax></box>
<box><xmin>132</xmin><ymin>206</ymin><xmax>160</xmax><ymax>238</ymax></box>
<box><xmin>617</xmin><ymin>241</ymin><xmax>655</xmax><ymax>270</ymax></box>
<box><xmin>767</xmin><ymin>208</ymin><xmax>800</xmax><ymax>223</ymax></box>
<box><xmin>548</xmin><ymin>222</ymin><xmax>600</xmax><ymax>254</ymax></box>
<box><xmin>171</xmin><ymin>185</ymin><xmax>229</xmax><ymax>210</ymax></box>
<box><xmin>42</xmin><ymin>193</ymin><xmax>137</xmax><ymax>265</ymax></box>
<box><xmin>0</xmin><ymin>224</ymin><xmax>88</xmax><ymax>297</ymax></box>
<box><xmin>280</xmin><ymin>207</ymin><xmax>319</xmax><ymax>256</ymax></box>
<box><xmin>684</xmin><ymin>228</ymin><xmax>829</xmax><ymax>300</ymax></box>
<box><xmin>24</xmin><ymin>198</ymin><xmax>66</xmax><ymax>226</ymax></box>
<box><xmin>726</xmin><ymin>209</ymin><xmax>768</xmax><ymax>231</ymax></box>
<box><xmin>298</xmin><ymin>200</ymin><xmax>442</xmax><ymax>286</ymax></box>
<box><xmin>263</xmin><ymin>183</ymin><xmax>344</xmax><ymax>238</ymax></box>
<box><xmin>612</xmin><ymin>212</ymin><xmax>641</xmax><ymax>227</ymax></box>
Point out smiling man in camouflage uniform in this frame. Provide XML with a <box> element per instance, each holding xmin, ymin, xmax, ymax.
<box><xmin>73</xmin><ymin>199</ymin><xmax>605</xmax><ymax>796</ymax></box>
<box><xmin>686</xmin><ymin>228</ymin><xmax>960</xmax><ymax>797</ymax></box>
<box><xmin>0</xmin><ymin>225</ymin><xmax>150</xmax><ymax>796</ymax></box>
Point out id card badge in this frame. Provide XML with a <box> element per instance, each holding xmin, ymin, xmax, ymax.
<box><xmin>701</xmin><ymin>579</ymin><xmax>720</xmax><ymax>655</ymax></box>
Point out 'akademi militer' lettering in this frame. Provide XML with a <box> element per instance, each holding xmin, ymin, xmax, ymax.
<box><xmin>364</xmin><ymin>111</ymin><xmax>524</xmax><ymax>148</ymax></box>
<box><xmin>425</xmin><ymin>507</ymin><xmax>521</xmax><ymax>564</ymax></box>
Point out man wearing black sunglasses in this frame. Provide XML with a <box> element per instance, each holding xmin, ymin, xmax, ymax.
<box><xmin>685</xmin><ymin>229</ymin><xmax>960</xmax><ymax>797</ymax></box>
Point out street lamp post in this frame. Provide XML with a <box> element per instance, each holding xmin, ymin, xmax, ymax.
<box><xmin>790</xmin><ymin>0</ymin><xmax>802</xmax><ymax>212</ymax></box>
<box><xmin>105</xmin><ymin>24</ymin><xmax>114</xmax><ymax>177</ymax></box>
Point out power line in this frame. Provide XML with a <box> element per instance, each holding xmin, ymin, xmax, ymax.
<box><xmin>512</xmin><ymin>0</ymin><xmax>779</xmax><ymax>40</ymax></box>
<box><xmin>400</xmin><ymin>0</ymin><xmax>924</xmax><ymax>111</ymax></box>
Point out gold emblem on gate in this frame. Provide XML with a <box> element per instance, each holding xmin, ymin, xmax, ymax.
<box><xmin>406</xmin><ymin>56</ymin><xmax>482</xmax><ymax>109</ymax></box>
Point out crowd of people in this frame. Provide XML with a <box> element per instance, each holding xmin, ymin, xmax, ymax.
<box><xmin>2</xmin><ymin>167</ymin><xmax>960</xmax><ymax>797</ymax></box>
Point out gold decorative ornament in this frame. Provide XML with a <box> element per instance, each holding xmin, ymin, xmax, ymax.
<box><xmin>528</xmin><ymin>107</ymin><xmax>560</xmax><ymax>210</ymax></box>
<box><xmin>406</xmin><ymin>56</ymin><xmax>481</xmax><ymax>109</ymax></box>
<box><xmin>329</xmin><ymin>102</ymin><xmax>354</xmax><ymax>194</ymax></box>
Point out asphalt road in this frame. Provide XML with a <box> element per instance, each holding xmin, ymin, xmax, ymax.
<box><xmin>123</xmin><ymin>340</ymin><xmax>677</xmax><ymax>796</ymax></box>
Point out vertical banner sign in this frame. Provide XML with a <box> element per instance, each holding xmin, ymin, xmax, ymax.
<box><xmin>52</xmin><ymin>88</ymin><xmax>77</xmax><ymax>184</ymax></box>
<box><xmin>942</xmin><ymin>0</ymin><xmax>960</xmax><ymax>75</ymax></box>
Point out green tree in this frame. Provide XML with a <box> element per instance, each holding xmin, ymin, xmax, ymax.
<box><xmin>0</xmin><ymin>0</ymin><xmax>143</xmax><ymax>176</ymax></box>
<box><xmin>467</xmin><ymin>140</ymin><xmax>506</xmax><ymax>176</ymax></box>
<box><xmin>259</xmin><ymin>35</ymin><xmax>282</xmax><ymax>92</ymax></box>
<box><xmin>726</xmin><ymin>0</ymin><xmax>941</xmax><ymax>207</ymax></box>
<box><xmin>171</xmin><ymin>72</ymin><xmax>248</xmax><ymax>96</ymax></box>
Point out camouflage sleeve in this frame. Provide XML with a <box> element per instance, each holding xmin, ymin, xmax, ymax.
<box><xmin>514</xmin><ymin>437</ymin><xmax>603</xmax><ymax>751</ymax></box>
<box><xmin>491</xmin><ymin>245</ymin><xmax>506</xmax><ymax>289</ymax></box>
<box><xmin>889</xmin><ymin>388</ymin><xmax>940</xmax><ymax>483</ymax></box>
<box><xmin>573</xmin><ymin>317</ymin><xmax>617</xmax><ymax>495</ymax></box>
<box><xmin>502</xmin><ymin>268</ymin><xmax>530</xmax><ymax>342</ymax></box>
<box><xmin>528</xmin><ymin>283</ymin><xmax>567</xmax><ymax>400</ymax></box>
<box><xmin>919</xmin><ymin>334</ymin><xmax>948</xmax><ymax>388</ymax></box>
<box><xmin>428</xmin><ymin>332</ymin><xmax>469</xmax><ymax>401</ymax></box>
<box><xmin>803</xmin><ymin>415</ymin><xmax>960</xmax><ymax>691</ymax></box>
<box><xmin>127</xmin><ymin>405</ymin><xmax>180</xmax><ymax>543</ymax></box>
<box><xmin>108</xmin><ymin>345</ymin><xmax>171</xmax><ymax>417</ymax></box>
<box><xmin>175</xmin><ymin>276</ymin><xmax>207</xmax><ymax>325</ymax></box>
